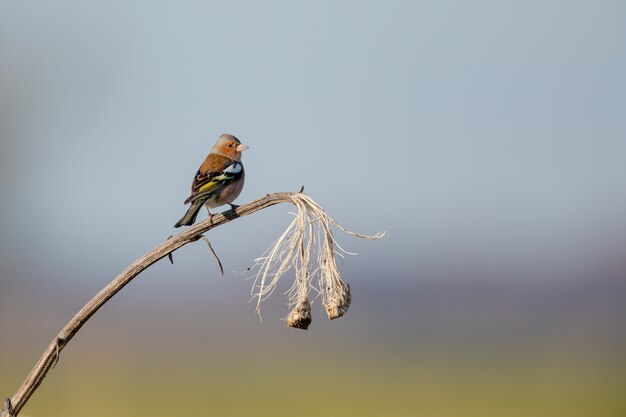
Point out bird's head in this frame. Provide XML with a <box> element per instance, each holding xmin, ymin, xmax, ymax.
<box><xmin>212</xmin><ymin>133</ymin><xmax>249</xmax><ymax>160</ymax></box>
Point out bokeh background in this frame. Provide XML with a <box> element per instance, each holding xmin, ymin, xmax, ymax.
<box><xmin>1</xmin><ymin>1</ymin><xmax>625</xmax><ymax>416</ymax></box>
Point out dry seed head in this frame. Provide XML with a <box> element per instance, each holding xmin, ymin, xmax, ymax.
<box><xmin>287</xmin><ymin>299</ymin><xmax>312</xmax><ymax>330</ymax></box>
<box><xmin>324</xmin><ymin>282</ymin><xmax>351</xmax><ymax>320</ymax></box>
<box><xmin>249</xmin><ymin>193</ymin><xmax>385</xmax><ymax>326</ymax></box>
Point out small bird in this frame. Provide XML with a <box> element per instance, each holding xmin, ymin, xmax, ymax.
<box><xmin>174</xmin><ymin>134</ymin><xmax>248</xmax><ymax>228</ymax></box>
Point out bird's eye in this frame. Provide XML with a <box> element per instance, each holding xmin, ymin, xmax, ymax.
<box><xmin>227</xmin><ymin>143</ymin><xmax>233</xmax><ymax>148</ymax></box>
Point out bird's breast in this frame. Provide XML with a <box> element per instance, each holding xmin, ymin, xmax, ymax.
<box><xmin>204</xmin><ymin>170</ymin><xmax>245</xmax><ymax>208</ymax></box>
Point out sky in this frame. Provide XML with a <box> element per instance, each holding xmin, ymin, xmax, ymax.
<box><xmin>1</xmin><ymin>1</ymin><xmax>626</xmax><ymax>290</ymax></box>
<box><xmin>1</xmin><ymin>2</ymin><xmax>626</xmax><ymax>416</ymax></box>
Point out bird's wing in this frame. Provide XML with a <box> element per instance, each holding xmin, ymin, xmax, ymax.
<box><xmin>184</xmin><ymin>155</ymin><xmax>243</xmax><ymax>204</ymax></box>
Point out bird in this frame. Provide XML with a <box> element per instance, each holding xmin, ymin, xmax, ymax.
<box><xmin>174</xmin><ymin>134</ymin><xmax>248</xmax><ymax>228</ymax></box>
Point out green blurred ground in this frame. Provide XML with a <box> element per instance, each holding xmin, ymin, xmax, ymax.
<box><xmin>3</xmin><ymin>346</ymin><xmax>625</xmax><ymax>417</ymax></box>
<box><xmin>2</xmin><ymin>279</ymin><xmax>625</xmax><ymax>416</ymax></box>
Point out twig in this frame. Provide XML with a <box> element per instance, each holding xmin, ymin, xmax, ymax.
<box><xmin>201</xmin><ymin>236</ymin><xmax>224</xmax><ymax>275</ymax></box>
<box><xmin>166</xmin><ymin>235</ymin><xmax>174</xmax><ymax>264</ymax></box>
<box><xmin>0</xmin><ymin>191</ymin><xmax>313</xmax><ymax>417</ymax></box>
<box><xmin>2</xmin><ymin>400</ymin><xmax>13</xmax><ymax>417</ymax></box>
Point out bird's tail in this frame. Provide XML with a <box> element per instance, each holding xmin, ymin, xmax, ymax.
<box><xmin>174</xmin><ymin>200</ymin><xmax>204</xmax><ymax>228</ymax></box>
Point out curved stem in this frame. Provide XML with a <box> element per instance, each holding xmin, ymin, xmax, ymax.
<box><xmin>2</xmin><ymin>191</ymin><xmax>298</xmax><ymax>417</ymax></box>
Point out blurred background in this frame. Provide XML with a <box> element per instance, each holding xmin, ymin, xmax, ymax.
<box><xmin>1</xmin><ymin>1</ymin><xmax>625</xmax><ymax>416</ymax></box>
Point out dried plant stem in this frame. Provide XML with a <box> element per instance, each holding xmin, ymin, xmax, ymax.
<box><xmin>0</xmin><ymin>191</ymin><xmax>312</xmax><ymax>417</ymax></box>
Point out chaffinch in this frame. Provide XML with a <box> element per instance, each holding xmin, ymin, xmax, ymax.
<box><xmin>174</xmin><ymin>134</ymin><xmax>249</xmax><ymax>228</ymax></box>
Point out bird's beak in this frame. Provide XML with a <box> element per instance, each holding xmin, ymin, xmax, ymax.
<box><xmin>236</xmin><ymin>144</ymin><xmax>249</xmax><ymax>152</ymax></box>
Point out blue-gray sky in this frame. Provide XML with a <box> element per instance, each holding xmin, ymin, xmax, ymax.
<box><xmin>1</xmin><ymin>1</ymin><xmax>625</xmax><ymax>292</ymax></box>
